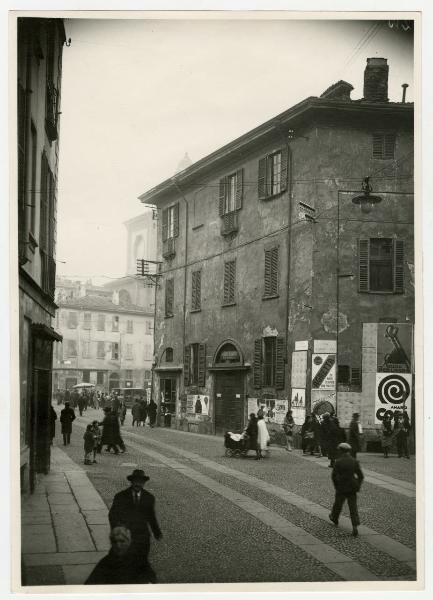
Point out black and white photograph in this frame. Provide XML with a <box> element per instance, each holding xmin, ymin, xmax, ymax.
<box><xmin>7</xmin><ymin>5</ymin><xmax>430</xmax><ymax>596</ymax></box>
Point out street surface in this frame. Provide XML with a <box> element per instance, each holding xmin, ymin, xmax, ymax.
<box><xmin>54</xmin><ymin>407</ymin><xmax>416</xmax><ymax>583</ymax></box>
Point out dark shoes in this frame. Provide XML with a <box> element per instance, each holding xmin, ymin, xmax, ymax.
<box><xmin>329</xmin><ymin>514</ymin><xmax>338</xmax><ymax>526</ymax></box>
<box><xmin>352</xmin><ymin>527</ymin><xmax>359</xmax><ymax>537</ymax></box>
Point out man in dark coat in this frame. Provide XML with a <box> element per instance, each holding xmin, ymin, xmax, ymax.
<box><xmin>348</xmin><ymin>412</ymin><xmax>362</xmax><ymax>458</ymax></box>
<box><xmin>108</xmin><ymin>469</ymin><xmax>162</xmax><ymax>568</ymax></box>
<box><xmin>60</xmin><ymin>401</ymin><xmax>76</xmax><ymax>445</ymax></box>
<box><xmin>147</xmin><ymin>400</ymin><xmax>157</xmax><ymax>428</ymax></box>
<box><xmin>329</xmin><ymin>442</ymin><xmax>364</xmax><ymax>537</ymax></box>
<box><xmin>321</xmin><ymin>413</ymin><xmax>340</xmax><ymax>467</ymax></box>
<box><xmin>77</xmin><ymin>394</ymin><xmax>86</xmax><ymax>417</ymax></box>
<box><xmin>100</xmin><ymin>408</ymin><xmax>123</xmax><ymax>454</ymax></box>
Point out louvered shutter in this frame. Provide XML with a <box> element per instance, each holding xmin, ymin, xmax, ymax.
<box><xmin>384</xmin><ymin>134</ymin><xmax>396</xmax><ymax>159</ymax></box>
<box><xmin>253</xmin><ymin>339</ymin><xmax>262</xmax><ymax>388</ymax></box>
<box><xmin>280</xmin><ymin>147</ymin><xmax>288</xmax><ymax>193</ymax></box>
<box><xmin>258</xmin><ymin>157</ymin><xmax>267</xmax><ymax>200</ymax></box>
<box><xmin>275</xmin><ymin>337</ymin><xmax>285</xmax><ymax>390</ymax></box>
<box><xmin>219</xmin><ymin>177</ymin><xmax>226</xmax><ymax>216</ymax></box>
<box><xmin>165</xmin><ymin>279</ymin><xmax>174</xmax><ymax>316</ymax></box>
<box><xmin>198</xmin><ymin>343</ymin><xmax>206</xmax><ymax>387</ymax></box>
<box><xmin>173</xmin><ymin>203</ymin><xmax>179</xmax><ymax>237</ymax></box>
<box><xmin>235</xmin><ymin>169</ymin><xmax>243</xmax><ymax>210</ymax></box>
<box><xmin>192</xmin><ymin>271</ymin><xmax>201</xmax><ymax>310</ymax></box>
<box><xmin>372</xmin><ymin>134</ymin><xmax>383</xmax><ymax>159</ymax></box>
<box><xmin>223</xmin><ymin>261</ymin><xmax>236</xmax><ymax>304</ymax></box>
<box><xmin>359</xmin><ymin>239</ymin><xmax>370</xmax><ymax>292</ymax></box>
<box><xmin>270</xmin><ymin>247</ymin><xmax>279</xmax><ymax>295</ymax></box>
<box><xmin>393</xmin><ymin>239</ymin><xmax>404</xmax><ymax>294</ymax></box>
<box><xmin>264</xmin><ymin>250</ymin><xmax>271</xmax><ymax>296</ymax></box>
<box><xmin>162</xmin><ymin>208</ymin><xmax>168</xmax><ymax>242</ymax></box>
<box><xmin>183</xmin><ymin>344</ymin><xmax>191</xmax><ymax>386</ymax></box>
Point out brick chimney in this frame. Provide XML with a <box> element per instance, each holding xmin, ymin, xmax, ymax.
<box><xmin>363</xmin><ymin>58</ymin><xmax>389</xmax><ymax>103</ymax></box>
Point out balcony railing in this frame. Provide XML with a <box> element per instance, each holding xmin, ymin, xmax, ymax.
<box><xmin>162</xmin><ymin>237</ymin><xmax>176</xmax><ymax>260</ymax></box>
<box><xmin>40</xmin><ymin>250</ymin><xmax>56</xmax><ymax>299</ymax></box>
<box><xmin>45</xmin><ymin>83</ymin><xmax>59</xmax><ymax>142</ymax></box>
<box><xmin>221</xmin><ymin>211</ymin><xmax>239</xmax><ymax>236</ymax></box>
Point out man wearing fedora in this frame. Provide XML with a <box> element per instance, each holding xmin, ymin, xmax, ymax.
<box><xmin>329</xmin><ymin>442</ymin><xmax>364</xmax><ymax>537</ymax></box>
<box><xmin>108</xmin><ymin>469</ymin><xmax>162</xmax><ymax>575</ymax></box>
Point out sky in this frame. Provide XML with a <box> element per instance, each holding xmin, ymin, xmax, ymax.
<box><xmin>56</xmin><ymin>16</ymin><xmax>414</xmax><ymax>284</ymax></box>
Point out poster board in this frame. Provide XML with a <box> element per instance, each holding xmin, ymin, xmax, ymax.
<box><xmin>291</xmin><ymin>351</ymin><xmax>307</xmax><ymax>388</ymax></box>
<box><xmin>311</xmin><ymin>354</ymin><xmax>336</xmax><ymax>391</ymax></box>
<box><xmin>375</xmin><ymin>373</ymin><xmax>412</xmax><ymax>424</ymax></box>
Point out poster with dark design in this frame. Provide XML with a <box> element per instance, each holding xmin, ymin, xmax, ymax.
<box><xmin>375</xmin><ymin>373</ymin><xmax>412</xmax><ymax>424</ymax></box>
<box><xmin>311</xmin><ymin>390</ymin><xmax>336</xmax><ymax>415</ymax></box>
<box><xmin>377</xmin><ymin>323</ymin><xmax>413</xmax><ymax>373</ymax></box>
<box><xmin>311</xmin><ymin>354</ymin><xmax>336</xmax><ymax>390</ymax></box>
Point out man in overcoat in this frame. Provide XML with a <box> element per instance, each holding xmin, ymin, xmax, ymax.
<box><xmin>108</xmin><ymin>469</ymin><xmax>162</xmax><ymax>570</ymax></box>
<box><xmin>329</xmin><ymin>442</ymin><xmax>364</xmax><ymax>537</ymax></box>
<box><xmin>60</xmin><ymin>401</ymin><xmax>76</xmax><ymax>445</ymax></box>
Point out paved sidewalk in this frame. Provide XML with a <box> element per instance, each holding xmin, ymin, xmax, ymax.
<box><xmin>21</xmin><ymin>446</ymin><xmax>110</xmax><ymax>587</ymax></box>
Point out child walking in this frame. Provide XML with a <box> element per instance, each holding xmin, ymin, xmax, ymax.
<box><xmin>84</xmin><ymin>424</ymin><xmax>95</xmax><ymax>465</ymax></box>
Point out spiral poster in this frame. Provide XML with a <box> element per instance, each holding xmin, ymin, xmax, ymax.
<box><xmin>375</xmin><ymin>373</ymin><xmax>412</xmax><ymax>423</ymax></box>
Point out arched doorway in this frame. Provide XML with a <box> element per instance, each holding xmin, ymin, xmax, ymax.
<box><xmin>109</xmin><ymin>372</ymin><xmax>120</xmax><ymax>392</ymax></box>
<box><xmin>212</xmin><ymin>341</ymin><xmax>246</xmax><ymax>435</ymax></box>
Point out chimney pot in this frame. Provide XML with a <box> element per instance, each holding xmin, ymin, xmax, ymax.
<box><xmin>363</xmin><ymin>57</ymin><xmax>389</xmax><ymax>103</ymax></box>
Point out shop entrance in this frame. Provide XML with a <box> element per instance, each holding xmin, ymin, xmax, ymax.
<box><xmin>214</xmin><ymin>371</ymin><xmax>244</xmax><ymax>435</ymax></box>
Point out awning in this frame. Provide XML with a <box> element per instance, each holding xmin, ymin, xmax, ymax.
<box><xmin>31</xmin><ymin>323</ymin><xmax>63</xmax><ymax>342</ymax></box>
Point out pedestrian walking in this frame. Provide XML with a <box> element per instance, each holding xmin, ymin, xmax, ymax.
<box><xmin>256</xmin><ymin>414</ymin><xmax>270</xmax><ymax>460</ymax></box>
<box><xmin>108</xmin><ymin>469</ymin><xmax>162</xmax><ymax>570</ymax></box>
<box><xmin>321</xmin><ymin>413</ymin><xmax>340</xmax><ymax>467</ymax></box>
<box><xmin>94</xmin><ymin>391</ymin><xmax>100</xmax><ymax>411</ymax></box>
<box><xmin>301</xmin><ymin>415</ymin><xmax>315</xmax><ymax>455</ymax></box>
<box><xmin>312</xmin><ymin>414</ymin><xmax>322</xmax><ymax>456</ymax></box>
<box><xmin>245</xmin><ymin>413</ymin><xmax>259</xmax><ymax>459</ymax></box>
<box><xmin>64</xmin><ymin>389</ymin><xmax>70</xmax><ymax>405</ymax></box>
<box><xmin>349</xmin><ymin>413</ymin><xmax>362</xmax><ymax>458</ymax></box>
<box><xmin>329</xmin><ymin>442</ymin><xmax>364</xmax><ymax>537</ymax></box>
<box><xmin>77</xmin><ymin>394</ymin><xmax>86</xmax><ymax>417</ymax></box>
<box><xmin>283</xmin><ymin>410</ymin><xmax>295</xmax><ymax>452</ymax></box>
<box><xmin>85</xmin><ymin>525</ymin><xmax>156</xmax><ymax>585</ymax></box>
<box><xmin>132</xmin><ymin>398</ymin><xmax>141</xmax><ymax>426</ymax></box>
<box><xmin>147</xmin><ymin>399</ymin><xmax>157</xmax><ymax>428</ymax></box>
<box><xmin>381</xmin><ymin>415</ymin><xmax>393</xmax><ymax>458</ymax></box>
<box><xmin>91</xmin><ymin>420</ymin><xmax>102</xmax><ymax>460</ymax></box>
<box><xmin>394</xmin><ymin>412</ymin><xmax>411</xmax><ymax>458</ymax></box>
<box><xmin>60</xmin><ymin>401</ymin><xmax>76</xmax><ymax>446</ymax></box>
<box><xmin>84</xmin><ymin>424</ymin><xmax>96</xmax><ymax>465</ymax></box>
<box><xmin>119</xmin><ymin>401</ymin><xmax>127</xmax><ymax>426</ymax></box>
<box><xmin>49</xmin><ymin>405</ymin><xmax>57</xmax><ymax>445</ymax></box>
<box><xmin>111</xmin><ymin>393</ymin><xmax>120</xmax><ymax>417</ymax></box>
<box><xmin>139</xmin><ymin>400</ymin><xmax>148</xmax><ymax>426</ymax></box>
<box><xmin>100</xmin><ymin>407</ymin><xmax>123</xmax><ymax>454</ymax></box>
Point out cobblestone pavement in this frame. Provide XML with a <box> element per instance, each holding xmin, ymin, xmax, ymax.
<box><xmin>50</xmin><ymin>408</ymin><xmax>417</xmax><ymax>585</ymax></box>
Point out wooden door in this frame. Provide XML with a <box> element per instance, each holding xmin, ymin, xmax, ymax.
<box><xmin>214</xmin><ymin>371</ymin><xmax>244</xmax><ymax>435</ymax></box>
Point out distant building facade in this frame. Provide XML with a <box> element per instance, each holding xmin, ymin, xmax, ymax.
<box><xmin>139</xmin><ymin>58</ymin><xmax>414</xmax><ymax>445</ymax></box>
<box><xmin>53</xmin><ymin>279</ymin><xmax>154</xmax><ymax>393</ymax></box>
<box><xmin>18</xmin><ymin>18</ymin><xmax>66</xmax><ymax>491</ymax></box>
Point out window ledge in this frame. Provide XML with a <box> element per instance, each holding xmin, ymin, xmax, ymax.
<box><xmin>262</xmin><ymin>294</ymin><xmax>280</xmax><ymax>301</ymax></box>
<box><xmin>192</xmin><ymin>224</ymin><xmax>204</xmax><ymax>231</ymax></box>
<box><xmin>222</xmin><ymin>302</ymin><xmax>236</xmax><ymax>308</ymax></box>
<box><xmin>359</xmin><ymin>290</ymin><xmax>402</xmax><ymax>295</ymax></box>
<box><xmin>190</xmin><ymin>308</ymin><xmax>202</xmax><ymax>313</ymax></box>
<box><xmin>164</xmin><ymin>314</ymin><xmax>174</xmax><ymax>319</ymax></box>
<box><xmin>260</xmin><ymin>190</ymin><xmax>286</xmax><ymax>202</ymax></box>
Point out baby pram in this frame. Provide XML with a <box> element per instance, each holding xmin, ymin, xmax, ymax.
<box><xmin>224</xmin><ymin>431</ymin><xmax>248</xmax><ymax>457</ymax></box>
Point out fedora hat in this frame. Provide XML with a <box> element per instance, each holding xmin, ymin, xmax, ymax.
<box><xmin>126</xmin><ymin>469</ymin><xmax>150</xmax><ymax>483</ymax></box>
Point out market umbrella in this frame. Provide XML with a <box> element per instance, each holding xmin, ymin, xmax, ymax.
<box><xmin>72</xmin><ymin>383</ymin><xmax>95</xmax><ymax>389</ymax></box>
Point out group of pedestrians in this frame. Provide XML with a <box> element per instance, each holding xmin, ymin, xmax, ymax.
<box><xmin>381</xmin><ymin>410</ymin><xmax>411</xmax><ymax>458</ymax></box>
<box><xmin>131</xmin><ymin>398</ymin><xmax>157</xmax><ymax>428</ymax></box>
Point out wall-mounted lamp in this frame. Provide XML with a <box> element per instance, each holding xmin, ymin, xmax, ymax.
<box><xmin>351</xmin><ymin>177</ymin><xmax>382</xmax><ymax>214</ymax></box>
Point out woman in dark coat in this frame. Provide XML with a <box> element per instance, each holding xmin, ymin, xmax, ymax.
<box><xmin>321</xmin><ymin>413</ymin><xmax>340</xmax><ymax>467</ymax></box>
<box><xmin>301</xmin><ymin>415</ymin><xmax>315</xmax><ymax>455</ymax></box>
<box><xmin>245</xmin><ymin>413</ymin><xmax>259</xmax><ymax>459</ymax></box>
<box><xmin>139</xmin><ymin>400</ymin><xmax>148</xmax><ymax>426</ymax></box>
<box><xmin>100</xmin><ymin>408</ymin><xmax>123</xmax><ymax>454</ymax></box>
<box><xmin>348</xmin><ymin>413</ymin><xmax>361</xmax><ymax>458</ymax></box>
<box><xmin>147</xmin><ymin>400</ymin><xmax>157</xmax><ymax>428</ymax></box>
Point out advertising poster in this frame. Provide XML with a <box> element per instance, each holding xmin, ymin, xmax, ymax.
<box><xmin>375</xmin><ymin>373</ymin><xmax>412</xmax><ymax>424</ymax></box>
<box><xmin>311</xmin><ymin>390</ymin><xmax>336</xmax><ymax>415</ymax></box>
<box><xmin>377</xmin><ymin>323</ymin><xmax>413</xmax><ymax>373</ymax></box>
<box><xmin>247</xmin><ymin>397</ymin><xmax>259</xmax><ymax>417</ymax></box>
<box><xmin>314</xmin><ymin>339</ymin><xmax>336</xmax><ymax>354</ymax></box>
<box><xmin>295</xmin><ymin>340</ymin><xmax>309</xmax><ymax>351</ymax></box>
<box><xmin>311</xmin><ymin>354</ymin><xmax>336</xmax><ymax>390</ymax></box>
<box><xmin>291</xmin><ymin>407</ymin><xmax>305</xmax><ymax>425</ymax></box>
<box><xmin>186</xmin><ymin>395</ymin><xmax>196</xmax><ymax>414</ymax></box>
<box><xmin>291</xmin><ymin>388</ymin><xmax>305</xmax><ymax>408</ymax></box>
<box><xmin>291</xmin><ymin>351</ymin><xmax>307</xmax><ymax>388</ymax></box>
<box><xmin>187</xmin><ymin>394</ymin><xmax>209</xmax><ymax>416</ymax></box>
<box><xmin>274</xmin><ymin>400</ymin><xmax>288</xmax><ymax>424</ymax></box>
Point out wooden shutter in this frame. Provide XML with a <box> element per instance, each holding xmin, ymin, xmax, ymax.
<box><xmin>173</xmin><ymin>203</ymin><xmax>179</xmax><ymax>237</ymax></box>
<box><xmin>198</xmin><ymin>343</ymin><xmax>206</xmax><ymax>387</ymax></box>
<box><xmin>192</xmin><ymin>271</ymin><xmax>201</xmax><ymax>310</ymax></box>
<box><xmin>372</xmin><ymin>133</ymin><xmax>383</xmax><ymax>158</ymax></box>
<box><xmin>275</xmin><ymin>337</ymin><xmax>285</xmax><ymax>390</ymax></box>
<box><xmin>165</xmin><ymin>278</ymin><xmax>174</xmax><ymax>316</ymax></box>
<box><xmin>253</xmin><ymin>339</ymin><xmax>262</xmax><ymax>388</ymax></box>
<box><xmin>219</xmin><ymin>177</ymin><xmax>226</xmax><ymax>216</ymax></box>
<box><xmin>39</xmin><ymin>153</ymin><xmax>48</xmax><ymax>250</ymax></box>
<box><xmin>235</xmin><ymin>169</ymin><xmax>243</xmax><ymax>210</ymax></box>
<box><xmin>393</xmin><ymin>239</ymin><xmax>404</xmax><ymax>294</ymax></box>
<box><xmin>258</xmin><ymin>157</ymin><xmax>267</xmax><ymax>200</ymax></box>
<box><xmin>265</xmin><ymin>247</ymin><xmax>279</xmax><ymax>296</ymax></box>
<box><xmin>183</xmin><ymin>344</ymin><xmax>191</xmax><ymax>386</ymax></box>
<box><xmin>358</xmin><ymin>239</ymin><xmax>370</xmax><ymax>292</ymax></box>
<box><xmin>224</xmin><ymin>260</ymin><xmax>236</xmax><ymax>304</ymax></box>
<box><xmin>280</xmin><ymin>147</ymin><xmax>288</xmax><ymax>193</ymax></box>
<box><xmin>162</xmin><ymin>208</ymin><xmax>168</xmax><ymax>241</ymax></box>
<box><xmin>384</xmin><ymin>133</ymin><xmax>396</xmax><ymax>159</ymax></box>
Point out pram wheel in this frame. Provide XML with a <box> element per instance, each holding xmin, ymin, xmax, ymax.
<box><xmin>225</xmin><ymin>448</ymin><xmax>234</xmax><ymax>457</ymax></box>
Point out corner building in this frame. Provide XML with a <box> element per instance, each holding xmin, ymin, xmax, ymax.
<box><xmin>139</xmin><ymin>59</ymin><xmax>414</xmax><ymax>445</ymax></box>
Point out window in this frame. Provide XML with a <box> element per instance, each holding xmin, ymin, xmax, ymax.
<box><xmin>165</xmin><ymin>278</ymin><xmax>174</xmax><ymax>317</ymax></box>
<box><xmin>191</xmin><ymin>270</ymin><xmax>201</xmax><ymax>311</ymax></box>
<box><xmin>219</xmin><ymin>169</ymin><xmax>243</xmax><ymax>216</ymax></box>
<box><xmin>111</xmin><ymin>342</ymin><xmax>119</xmax><ymax>360</ymax></box>
<box><xmin>165</xmin><ymin>347</ymin><xmax>173</xmax><ymax>362</ymax></box>
<box><xmin>112</xmin><ymin>316</ymin><xmax>119</xmax><ymax>332</ymax></box>
<box><xmin>258</xmin><ymin>149</ymin><xmax>288</xmax><ymax>199</ymax></box>
<box><xmin>143</xmin><ymin>344</ymin><xmax>152</xmax><ymax>361</ymax></box>
<box><xmin>125</xmin><ymin>344</ymin><xmax>133</xmax><ymax>360</ymax></box>
<box><xmin>82</xmin><ymin>370</ymin><xmax>90</xmax><ymax>383</ymax></box>
<box><xmin>337</xmin><ymin>365</ymin><xmax>350</xmax><ymax>385</ymax></box>
<box><xmin>337</xmin><ymin>365</ymin><xmax>362</xmax><ymax>390</ymax></box>
<box><xmin>184</xmin><ymin>343</ymin><xmax>206</xmax><ymax>387</ymax></box>
<box><xmin>372</xmin><ymin>133</ymin><xmax>396</xmax><ymax>159</ymax></box>
<box><xmin>253</xmin><ymin>337</ymin><xmax>285</xmax><ymax>389</ymax></box>
<box><xmin>145</xmin><ymin>321</ymin><xmax>152</xmax><ymax>335</ymax></box>
<box><xmin>83</xmin><ymin>312</ymin><xmax>92</xmax><ymax>330</ymax></box>
<box><xmin>30</xmin><ymin>123</ymin><xmax>37</xmax><ymax>235</ymax></box>
<box><xmin>127</xmin><ymin>320</ymin><xmax>133</xmax><ymax>334</ymax></box>
<box><xmin>264</xmin><ymin>247</ymin><xmax>279</xmax><ymax>298</ymax></box>
<box><xmin>223</xmin><ymin>260</ymin><xmax>236</xmax><ymax>305</ymax></box>
<box><xmin>97</xmin><ymin>314</ymin><xmax>105</xmax><ymax>331</ymax></box>
<box><xmin>162</xmin><ymin>204</ymin><xmax>179</xmax><ymax>241</ymax></box>
<box><xmin>65</xmin><ymin>340</ymin><xmax>77</xmax><ymax>357</ymax></box>
<box><xmin>67</xmin><ymin>312</ymin><xmax>78</xmax><ymax>329</ymax></box>
<box><xmin>97</xmin><ymin>371</ymin><xmax>104</xmax><ymax>384</ymax></box>
<box><xmin>125</xmin><ymin>370</ymin><xmax>133</xmax><ymax>380</ymax></box>
<box><xmin>359</xmin><ymin>238</ymin><xmax>404</xmax><ymax>293</ymax></box>
<box><xmin>82</xmin><ymin>341</ymin><xmax>90</xmax><ymax>358</ymax></box>
<box><xmin>97</xmin><ymin>342</ymin><xmax>105</xmax><ymax>359</ymax></box>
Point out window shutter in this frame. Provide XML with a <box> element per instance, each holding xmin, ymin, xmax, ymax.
<box><xmin>280</xmin><ymin>147</ymin><xmax>288</xmax><ymax>193</ymax></box>
<box><xmin>359</xmin><ymin>239</ymin><xmax>370</xmax><ymax>292</ymax></box>
<box><xmin>384</xmin><ymin>134</ymin><xmax>396</xmax><ymax>159</ymax></box>
<box><xmin>198</xmin><ymin>343</ymin><xmax>206</xmax><ymax>386</ymax></box>
<box><xmin>258</xmin><ymin>157</ymin><xmax>267</xmax><ymax>200</ymax></box>
<box><xmin>372</xmin><ymin>134</ymin><xmax>383</xmax><ymax>158</ymax></box>
<box><xmin>235</xmin><ymin>169</ymin><xmax>243</xmax><ymax>210</ymax></box>
<box><xmin>162</xmin><ymin>208</ymin><xmax>168</xmax><ymax>242</ymax></box>
<box><xmin>219</xmin><ymin>177</ymin><xmax>226</xmax><ymax>216</ymax></box>
<box><xmin>271</xmin><ymin>247</ymin><xmax>279</xmax><ymax>295</ymax></box>
<box><xmin>275</xmin><ymin>337</ymin><xmax>285</xmax><ymax>390</ymax></box>
<box><xmin>253</xmin><ymin>339</ymin><xmax>262</xmax><ymax>388</ymax></box>
<box><xmin>165</xmin><ymin>278</ymin><xmax>174</xmax><ymax>316</ymax></box>
<box><xmin>183</xmin><ymin>344</ymin><xmax>191</xmax><ymax>386</ymax></box>
<box><xmin>264</xmin><ymin>249</ymin><xmax>272</xmax><ymax>296</ymax></box>
<box><xmin>393</xmin><ymin>239</ymin><xmax>404</xmax><ymax>294</ymax></box>
<box><xmin>223</xmin><ymin>260</ymin><xmax>236</xmax><ymax>304</ymax></box>
<box><xmin>173</xmin><ymin>203</ymin><xmax>179</xmax><ymax>238</ymax></box>
<box><xmin>192</xmin><ymin>271</ymin><xmax>201</xmax><ymax>310</ymax></box>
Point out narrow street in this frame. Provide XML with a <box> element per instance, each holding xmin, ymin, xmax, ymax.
<box><xmin>53</xmin><ymin>407</ymin><xmax>416</xmax><ymax>583</ymax></box>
